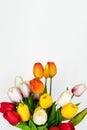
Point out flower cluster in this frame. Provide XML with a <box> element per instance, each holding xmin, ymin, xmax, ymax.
<box><xmin>0</xmin><ymin>62</ymin><xmax>87</xmax><ymax>130</ymax></box>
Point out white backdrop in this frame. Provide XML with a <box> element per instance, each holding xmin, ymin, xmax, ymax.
<box><xmin>0</xmin><ymin>0</ymin><xmax>87</xmax><ymax>130</ymax></box>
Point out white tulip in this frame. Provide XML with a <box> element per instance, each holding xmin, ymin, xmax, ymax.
<box><xmin>19</xmin><ymin>82</ymin><xmax>31</xmax><ymax>98</ymax></box>
<box><xmin>71</xmin><ymin>83</ymin><xmax>87</xmax><ymax>97</ymax></box>
<box><xmin>33</xmin><ymin>109</ymin><xmax>47</xmax><ymax>125</ymax></box>
<box><xmin>56</xmin><ymin>90</ymin><xmax>72</xmax><ymax>106</ymax></box>
<box><xmin>8</xmin><ymin>87</ymin><xmax>23</xmax><ymax>103</ymax></box>
<box><xmin>15</xmin><ymin>76</ymin><xmax>23</xmax><ymax>87</ymax></box>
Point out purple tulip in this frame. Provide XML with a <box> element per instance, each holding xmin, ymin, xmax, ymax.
<box><xmin>8</xmin><ymin>87</ymin><xmax>23</xmax><ymax>103</ymax></box>
<box><xmin>71</xmin><ymin>83</ymin><xmax>87</xmax><ymax>97</ymax></box>
<box><xmin>19</xmin><ymin>82</ymin><xmax>31</xmax><ymax>98</ymax></box>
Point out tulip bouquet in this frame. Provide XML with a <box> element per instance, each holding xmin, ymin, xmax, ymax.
<box><xmin>0</xmin><ymin>62</ymin><xmax>87</xmax><ymax>130</ymax></box>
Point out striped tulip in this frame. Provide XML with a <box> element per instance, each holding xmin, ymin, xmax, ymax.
<box><xmin>71</xmin><ymin>83</ymin><xmax>87</xmax><ymax>97</ymax></box>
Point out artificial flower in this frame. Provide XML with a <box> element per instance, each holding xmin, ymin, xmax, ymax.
<box><xmin>57</xmin><ymin>90</ymin><xmax>72</xmax><ymax>106</ymax></box>
<box><xmin>61</xmin><ymin>103</ymin><xmax>78</xmax><ymax>119</ymax></box>
<box><xmin>0</xmin><ymin>102</ymin><xmax>15</xmax><ymax>113</ymax></box>
<box><xmin>29</xmin><ymin>78</ymin><xmax>45</xmax><ymax>94</ymax></box>
<box><xmin>17</xmin><ymin>103</ymin><xmax>30</xmax><ymax>122</ymax></box>
<box><xmin>40</xmin><ymin>93</ymin><xmax>52</xmax><ymax>108</ymax></box>
<box><xmin>19</xmin><ymin>82</ymin><xmax>31</xmax><ymax>98</ymax></box>
<box><xmin>71</xmin><ymin>83</ymin><xmax>87</xmax><ymax>97</ymax></box>
<box><xmin>15</xmin><ymin>76</ymin><xmax>23</xmax><ymax>87</ymax></box>
<box><xmin>33</xmin><ymin>62</ymin><xmax>44</xmax><ymax>78</ymax></box>
<box><xmin>33</xmin><ymin>108</ymin><xmax>47</xmax><ymax>125</ymax></box>
<box><xmin>44</xmin><ymin>62</ymin><xmax>57</xmax><ymax>78</ymax></box>
<box><xmin>49</xmin><ymin>126</ymin><xmax>60</xmax><ymax>130</ymax></box>
<box><xmin>3</xmin><ymin>111</ymin><xmax>21</xmax><ymax>125</ymax></box>
<box><xmin>8</xmin><ymin>87</ymin><xmax>23</xmax><ymax>103</ymax></box>
<box><xmin>58</xmin><ymin>121</ymin><xmax>75</xmax><ymax>130</ymax></box>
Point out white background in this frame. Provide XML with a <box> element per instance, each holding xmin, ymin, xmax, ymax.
<box><xmin>0</xmin><ymin>0</ymin><xmax>87</xmax><ymax>130</ymax></box>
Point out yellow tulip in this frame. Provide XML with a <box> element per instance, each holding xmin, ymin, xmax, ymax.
<box><xmin>40</xmin><ymin>93</ymin><xmax>52</xmax><ymax>108</ymax></box>
<box><xmin>61</xmin><ymin>103</ymin><xmax>78</xmax><ymax>119</ymax></box>
<box><xmin>17</xmin><ymin>103</ymin><xmax>30</xmax><ymax>122</ymax></box>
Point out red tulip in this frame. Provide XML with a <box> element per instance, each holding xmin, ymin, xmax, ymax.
<box><xmin>0</xmin><ymin>102</ymin><xmax>15</xmax><ymax>113</ymax></box>
<box><xmin>3</xmin><ymin>110</ymin><xmax>21</xmax><ymax>125</ymax></box>
<box><xmin>33</xmin><ymin>62</ymin><xmax>44</xmax><ymax>78</ymax></box>
<box><xmin>49</xmin><ymin>126</ymin><xmax>60</xmax><ymax>130</ymax></box>
<box><xmin>58</xmin><ymin>122</ymin><xmax>75</xmax><ymax>130</ymax></box>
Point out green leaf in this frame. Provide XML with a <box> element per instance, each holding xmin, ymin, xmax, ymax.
<box><xmin>47</xmin><ymin>102</ymin><xmax>56</xmax><ymax>127</ymax></box>
<box><xmin>29</xmin><ymin>119</ymin><xmax>37</xmax><ymax>130</ymax></box>
<box><xmin>37</xmin><ymin>123</ymin><xmax>48</xmax><ymax>130</ymax></box>
<box><xmin>55</xmin><ymin>109</ymin><xmax>59</xmax><ymax>126</ymax></box>
<box><xmin>16</xmin><ymin>122</ymin><xmax>31</xmax><ymax>130</ymax></box>
<box><xmin>70</xmin><ymin>108</ymin><xmax>87</xmax><ymax>126</ymax></box>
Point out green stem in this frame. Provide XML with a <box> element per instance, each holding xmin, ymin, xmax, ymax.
<box><xmin>50</xmin><ymin>78</ymin><xmax>52</xmax><ymax>96</ymax></box>
<box><xmin>45</xmin><ymin>78</ymin><xmax>47</xmax><ymax>93</ymax></box>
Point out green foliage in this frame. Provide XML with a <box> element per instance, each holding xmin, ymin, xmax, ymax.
<box><xmin>70</xmin><ymin>108</ymin><xmax>87</xmax><ymax>126</ymax></box>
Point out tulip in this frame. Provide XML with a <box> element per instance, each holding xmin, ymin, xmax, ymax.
<box><xmin>29</xmin><ymin>78</ymin><xmax>45</xmax><ymax>94</ymax></box>
<box><xmin>61</xmin><ymin>103</ymin><xmax>78</xmax><ymax>119</ymax></box>
<box><xmin>58</xmin><ymin>121</ymin><xmax>75</xmax><ymax>130</ymax></box>
<box><xmin>33</xmin><ymin>93</ymin><xmax>39</xmax><ymax>101</ymax></box>
<box><xmin>17</xmin><ymin>103</ymin><xmax>30</xmax><ymax>122</ymax></box>
<box><xmin>44</xmin><ymin>62</ymin><xmax>57</xmax><ymax>95</ymax></box>
<box><xmin>33</xmin><ymin>108</ymin><xmax>47</xmax><ymax>125</ymax></box>
<box><xmin>8</xmin><ymin>87</ymin><xmax>23</xmax><ymax>103</ymax></box>
<box><xmin>49</xmin><ymin>126</ymin><xmax>60</xmax><ymax>130</ymax></box>
<box><xmin>71</xmin><ymin>83</ymin><xmax>87</xmax><ymax>97</ymax></box>
<box><xmin>44</xmin><ymin>62</ymin><xmax>57</xmax><ymax>78</ymax></box>
<box><xmin>40</xmin><ymin>93</ymin><xmax>53</xmax><ymax>108</ymax></box>
<box><xmin>57</xmin><ymin>90</ymin><xmax>72</xmax><ymax>106</ymax></box>
<box><xmin>15</xmin><ymin>75</ymin><xmax>23</xmax><ymax>87</ymax></box>
<box><xmin>33</xmin><ymin>62</ymin><xmax>44</xmax><ymax>78</ymax></box>
<box><xmin>19</xmin><ymin>82</ymin><xmax>31</xmax><ymax>98</ymax></box>
<box><xmin>0</xmin><ymin>102</ymin><xmax>15</xmax><ymax>113</ymax></box>
<box><xmin>3</xmin><ymin>111</ymin><xmax>21</xmax><ymax>125</ymax></box>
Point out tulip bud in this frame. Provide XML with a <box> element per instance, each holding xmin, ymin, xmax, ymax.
<box><xmin>29</xmin><ymin>78</ymin><xmax>45</xmax><ymax>94</ymax></box>
<box><xmin>15</xmin><ymin>76</ymin><xmax>23</xmax><ymax>87</ymax></box>
<box><xmin>61</xmin><ymin>103</ymin><xmax>78</xmax><ymax>119</ymax></box>
<box><xmin>33</xmin><ymin>62</ymin><xmax>44</xmax><ymax>78</ymax></box>
<box><xmin>71</xmin><ymin>83</ymin><xmax>87</xmax><ymax>97</ymax></box>
<box><xmin>8</xmin><ymin>87</ymin><xmax>23</xmax><ymax>103</ymax></box>
<box><xmin>19</xmin><ymin>82</ymin><xmax>31</xmax><ymax>98</ymax></box>
<box><xmin>56</xmin><ymin>90</ymin><xmax>72</xmax><ymax>106</ymax></box>
<box><xmin>0</xmin><ymin>102</ymin><xmax>15</xmax><ymax>113</ymax></box>
<box><xmin>3</xmin><ymin>111</ymin><xmax>21</xmax><ymax>125</ymax></box>
<box><xmin>17</xmin><ymin>103</ymin><xmax>30</xmax><ymax>122</ymax></box>
<box><xmin>44</xmin><ymin>62</ymin><xmax>57</xmax><ymax>78</ymax></box>
<box><xmin>33</xmin><ymin>108</ymin><xmax>47</xmax><ymax>125</ymax></box>
<box><xmin>40</xmin><ymin>93</ymin><xmax>53</xmax><ymax>108</ymax></box>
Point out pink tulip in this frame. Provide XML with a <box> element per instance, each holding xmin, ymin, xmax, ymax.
<box><xmin>19</xmin><ymin>82</ymin><xmax>31</xmax><ymax>98</ymax></box>
<box><xmin>71</xmin><ymin>83</ymin><xmax>87</xmax><ymax>97</ymax></box>
<box><xmin>8</xmin><ymin>87</ymin><xmax>23</xmax><ymax>103</ymax></box>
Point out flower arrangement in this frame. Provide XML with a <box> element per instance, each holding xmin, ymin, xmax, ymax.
<box><xmin>0</xmin><ymin>62</ymin><xmax>87</xmax><ymax>130</ymax></box>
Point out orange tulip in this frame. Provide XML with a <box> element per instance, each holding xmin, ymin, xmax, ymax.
<box><xmin>44</xmin><ymin>62</ymin><xmax>57</xmax><ymax>78</ymax></box>
<box><xmin>33</xmin><ymin>63</ymin><xmax>44</xmax><ymax>78</ymax></box>
<box><xmin>29</xmin><ymin>78</ymin><xmax>45</xmax><ymax>94</ymax></box>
